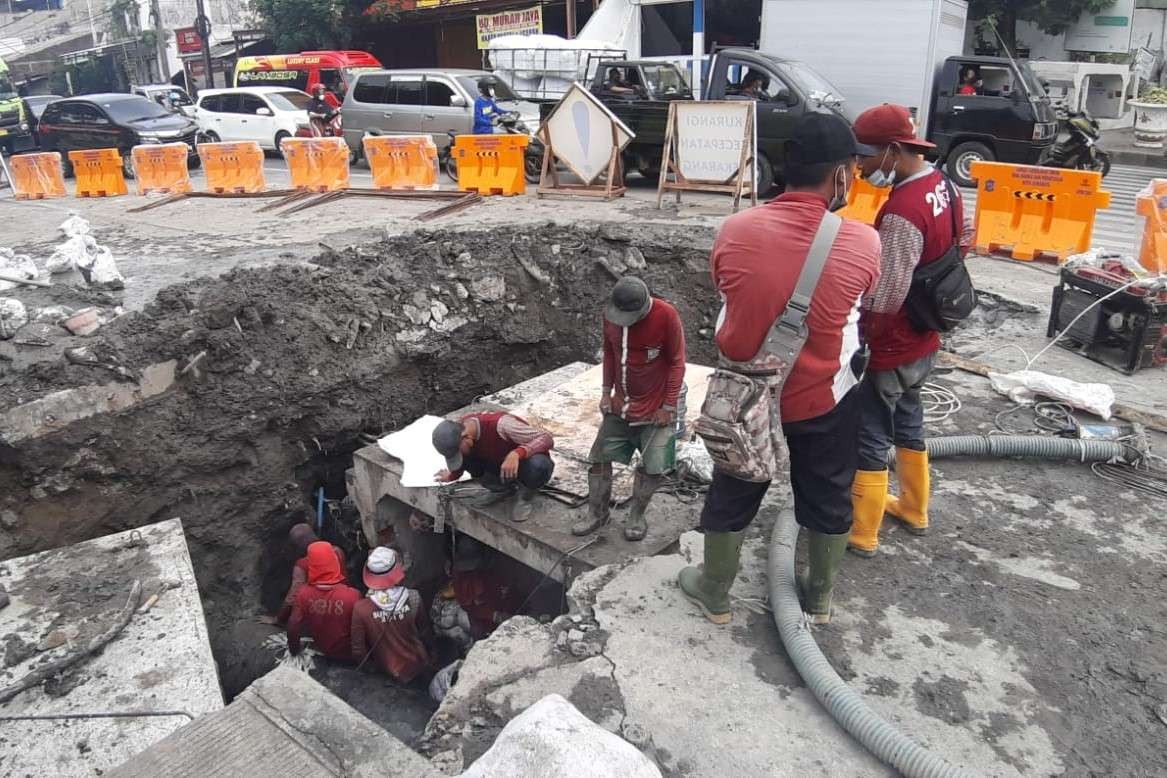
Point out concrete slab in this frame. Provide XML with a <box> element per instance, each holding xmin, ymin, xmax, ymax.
<box><xmin>109</xmin><ymin>666</ymin><xmax>443</xmax><ymax>778</ymax></box>
<box><xmin>351</xmin><ymin>361</ymin><xmax>710</xmax><ymax>584</ymax></box>
<box><xmin>0</xmin><ymin>518</ymin><xmax>223</xmax><ymax>777</ymax></box>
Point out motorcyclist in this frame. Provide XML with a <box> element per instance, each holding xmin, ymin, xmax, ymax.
<box><xmin>307</xmin><ymin>83</ymin><xmax>341</xmax><ymax>136</ymax></box>
<box><xmin>473</xmin><ymin>78</ymin><xmax>506</xmax><ymax>135</ymax></box>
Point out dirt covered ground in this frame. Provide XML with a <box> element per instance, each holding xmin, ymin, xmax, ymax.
<box><xmin>0</xmin><ymin>221</ymin><xmax>721</xmax><ymax>698</ymax></box>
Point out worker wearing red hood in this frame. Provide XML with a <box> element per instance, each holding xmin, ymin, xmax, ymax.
<box><xmin>287</xmin><ymin>541</ymin><xmax>361</xmax><ymax>659</ymax></box>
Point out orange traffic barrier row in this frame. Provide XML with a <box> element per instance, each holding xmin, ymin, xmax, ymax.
<box><xmin>281</xmin><ymin>136</ymin><xmax>350</xmax><ymax>192</ymax></box>
<box><xmin>836</xmin><ymin>168</ymin><xmax>890</xmax><ymax>225</ymax></box>
<box><xmin>969</xmin><ymin>161</ymin><xmax>1111</xmax><ymax>263</ymax></box>
<box><xmin>453</xmin><ymin>134</ymin><xmax>527</xmax><ymax>196</ymax></box>
<box><xmin>198</xmin><ymin>141</ymin><xmax>266</xmax><ymax>194</ymax></box>
<box><xmin>1136</xmin><ymin>179</ymin><xmax>1167</xmax><ymax>274</ymax></box>
<box><xmin>131</xmin><ymin>143</ymin><xmax>193</xmax><ymax>196</ymax></box>
<box><xmin>364</xmin><ymin>135</ymin><xmax>438</xmax><ymax>191</ymax></box>
<box><xmin>68</xmin><ymin>148</ymin><xmax>127</xmax><ymax>198</ymax></box>
<box><xmin>9</xmin><ymin>152</ymin><xmax>67</xmax><ymax>200</ymax></box>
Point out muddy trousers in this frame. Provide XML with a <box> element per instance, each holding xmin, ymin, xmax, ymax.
<box><xmin>856</xmin><ymin>353</ymin><xmax>935</xmax><ymax>472</ymax></box>
<box><xmin>699</xmin><ymin>387</ymin><xmax>861</xmax><ymax>536</ymax></box>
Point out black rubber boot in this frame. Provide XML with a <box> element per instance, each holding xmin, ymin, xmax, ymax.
<box><xmin>573</xmin><ymin>464</ymin><xmax>612</xmax><ymax>536</ymax></box>
<box><xmin>623</xmin><ymin>470</ymin><xmax>661</xmax><ymax>541</ymax></box>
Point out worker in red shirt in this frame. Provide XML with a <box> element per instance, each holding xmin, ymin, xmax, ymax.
<box><xmin>262</xmin><ymin>523</ymin><xmax>347</xmax><ymax>625</ymax></box>
<box><xmin>287</xmin><ymin>540</ymin><xmax>362</xmax><ymax>660</ymax></box>
<box><xmin>848</xmin><ymin>103</ymin><xmax>966</xmax><ymax>557</ymax></box>
<box><xmin>574</xmin><ymin>276</ymin><xmax>686</xmax><ymax>541</ymax></box>
<box><xmin>351</xmin><ymin>546</ymin><xmax>432</xmax><ymax>683</ymax></box>
<box><xmin>432</xmin><ymin>412</ymin><xmax>555</xmax><ymax>523</ymax></box>
<box><xmin>678</xmin><ymin>112</ymin><xmax>882</xmax><ymax>625</ymax></box>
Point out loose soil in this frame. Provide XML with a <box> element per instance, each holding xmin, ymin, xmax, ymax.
<box><xmin>0</xmin><ymin>222</ymin><xmax>720</xmax><ymax>699</ymax></box>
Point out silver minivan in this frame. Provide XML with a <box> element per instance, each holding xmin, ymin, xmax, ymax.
<box><xmin>340</xmin><ymin>69</ymin><xmax>540</xmax><ymax>160</ymax></box>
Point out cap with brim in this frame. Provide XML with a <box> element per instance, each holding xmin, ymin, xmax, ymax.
<box><xmin>364</xmin><ymin>546</ymin><xmax>405</xmax><ymax>589</ymax></box>
<box><xmin>605</xmin><ymin>277</ymin><xmax>652</xmax><ymax>327</ymax></box>
<box><xmin>432</xmin><ymin>419</ymin><xmax>464</xmax><ymax>472</ymax></box>
<box><xmin>853</xmin><ymin>103</ymin><xmax>936</xmax><ymax>151</ymax></box>
<box><xmin>785</xmin><ymin>111</ymin><xmax>876</xmax><ymax>165</ymax></box>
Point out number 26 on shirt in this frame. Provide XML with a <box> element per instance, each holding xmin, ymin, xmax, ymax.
<box><xmin>924</xmin><ymin>182</ymin><xmax>951</xmax><ymax>217</ymax></box>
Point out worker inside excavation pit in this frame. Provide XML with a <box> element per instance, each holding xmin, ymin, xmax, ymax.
<box><xmin>432</xmin><ymin>413</ymin><xmax>555</xmax><ymax>523</ymax></box>
<box><xmin>261</xmin><ymin>523</ymin><xmax>346</xmax><ymax>626</ymax></box>
<box><xmin>350</xmin><ymin>546</ymin><xmax>433</xmax><ymax>684</ymax></box>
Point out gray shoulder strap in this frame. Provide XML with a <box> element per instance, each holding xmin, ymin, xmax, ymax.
<box><xmin>778</xmin><ymin>210</ymin><xmax>842</xmax><ymax>338</ymax></box>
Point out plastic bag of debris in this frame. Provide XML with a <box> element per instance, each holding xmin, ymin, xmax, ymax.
<box><xmin>429</xmin><ymin>659</ymin><xmax>462</xmax><ymax>703</ymax></box>
<box><xmin>74</xmin><ymin>245</ymin><xmax>125</xmax><ymax>290</ymax></box>
<box><xmin>0</xmin><ymin>250</ymin><xmax>40</xmax><ymax>292</ymax></box>
<box><xmin>675</xmin><ymin>439</ymin><xmax>714</xmax><ymax>484</ymax></box>
<box><xmin>988</xmin><ymin>369</ymin><xmax>1115</xmax><ymax>420</ymax></box>
<box><xmin>0</xmin><ymin>298</ymin><xmax>29</xmax><ymax>340</ymax></box>
<box><xmin>46</xmin><ymin>234</ymin><xmax>96</xmax><ymax>275</ymax></box>
<box><xmin>1064</xmin><ymin>248</ymin><xmax>1149</xmax><ymax>278</ymax></box>
<box><xmin>59</xmin><ymin>213</ymin><xmax>91</xmax><ymax>238</ymax></box>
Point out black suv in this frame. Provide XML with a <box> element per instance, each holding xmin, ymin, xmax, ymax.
<box><xmin>37</xmin><ymin>93</ymin><xmax>201</xmax><ymax>178</ymax></box>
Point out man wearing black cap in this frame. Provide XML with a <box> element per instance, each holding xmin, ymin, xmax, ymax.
<box><xmin>432</xmin><ymin>412</ymin><xmax>555</xmax><ymax>523</ymax></box>
<box><xmin>678</xmin><ymin>112</ymin><xmax>882</xmax><ymax>626</ymax></box>
<box><xmin>574</xmin><ymin>276</ymin><xmax>686</xmax><ymax>541</ymax></box>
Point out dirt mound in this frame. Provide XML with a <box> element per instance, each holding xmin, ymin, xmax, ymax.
<box><xmin>0</xmin><ymin>221</ymin><xmax>718</xmax><ymax>695</ymax></box>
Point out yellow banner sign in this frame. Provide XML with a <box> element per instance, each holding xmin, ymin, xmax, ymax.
<box><xmin>476</xmin><ymin>5</ymin><xmax>542</xmax><ymax>49</ymax></box>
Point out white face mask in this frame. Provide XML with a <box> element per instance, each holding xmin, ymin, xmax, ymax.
<box><xmin>866</xmin><ymin>146</ymin><xmax>898</xmax><ymax>188</ymax></box>
<box><xmin>828</xmin><ymin>164</ymin><xmax>849</xmax><ymax>211</ymax></box>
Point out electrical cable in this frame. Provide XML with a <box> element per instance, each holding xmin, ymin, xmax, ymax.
<box><xmin>993</xmin><ymin>402</ymin><xmax>1076</xmax><ymax>437</ymax></box>
<box><xmin>1090</xmin><ymin>461</ymin><xmax>1167</xmax><ymax>499</ymax></box>
<box><xmin>920</xmin><ymin>382</ymin><xmax>962</xmax><ymax>423</ymax></box>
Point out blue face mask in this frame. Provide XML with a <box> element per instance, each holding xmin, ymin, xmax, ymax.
<box><xmin>866</xmin><ymin>147</ymin><xmax>898</xmax><ymax>188</ymax></box>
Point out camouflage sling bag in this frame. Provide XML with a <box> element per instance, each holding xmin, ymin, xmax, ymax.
<box><xmin>695</xmin><ymin>211</ymin><xmax>842</xmax><ymax>482</ymax></box>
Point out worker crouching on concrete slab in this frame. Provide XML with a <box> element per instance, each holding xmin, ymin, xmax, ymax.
<box><xmin>288</xmin><ymin>540</ymin><xmax>362</xmax><ymax>659</ymax></box>
<box><xmin>678</xmin><ymin>113</ymin><xmax>882</xmax><ymax>625</ymax></box>
<box><xmin>432</xmin><ymin>412</ymin><xmax>555</xmax><ymax>523</ymax></box>
<box><xmin>575</xmin><ymin>276</ymin><xmax>687</xmax><ymax>541</ymax></box>
<box><xmin>351</xmin><ymin>546</ymin><xmax>432</xmax><ymax>683</ymax></box>
<box><xmin>848</xmin><ymin>104</ymin><xmax>965</xmax><ymax>557</ymax></box>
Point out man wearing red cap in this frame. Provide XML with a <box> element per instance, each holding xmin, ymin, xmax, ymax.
<box><xmin>848</xmin><ymin>103</ymin><xmax>967</xmax><ymax>557</ymax></box>
<box><xmin>351</xmin><ymin>546</ymin><xmax>431</xmax><ymax>683</ymax></box>
<box><xmin>287</xmin><ymin>540</ymin><xmax>362</xmax><ymax>659</ymax></box>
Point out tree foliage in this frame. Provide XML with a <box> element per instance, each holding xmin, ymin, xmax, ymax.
<box><xmin>251</xmin><ymin>0</ymin><xmax>345</xmax><ymax>50</ymax></box>
<box><xmin>968</xmin><ymin>0</ymin><xmax>1116</xmax><ymax>52</ymax></box>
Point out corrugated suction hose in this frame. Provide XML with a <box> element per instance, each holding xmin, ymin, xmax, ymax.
<box><xmin>768</xmin><ymin>508</ymin><xmax>976</xmax><ymax>777</ymax></box>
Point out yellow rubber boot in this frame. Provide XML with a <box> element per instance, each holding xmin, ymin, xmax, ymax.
<box><xmin>885</xmin><ymin>447</ymin><xmax>930</xmax><ymax>535</ymax></box>
<box><xmin>847</xmin><ymin>469</ymin><xmax>888</xmax><ymax>558</ymax></box>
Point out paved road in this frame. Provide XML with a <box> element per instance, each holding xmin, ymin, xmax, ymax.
<box><xmin>245</xmin><ymin>157</ymin><xmax>1159</xmax><ymax>256</ymax></box>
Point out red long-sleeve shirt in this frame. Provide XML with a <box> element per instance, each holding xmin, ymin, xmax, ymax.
<box><xmin>287</xmin><ymin>583</ymin><xmax>361</xmax><ymax>660</ymax></box>
<box><xmin>601</xmin><ymin>298</ymin><xmax>686</xmax><ymax>422</ymax></box>
<box><xmin>276</xmin><ymin>545</ymin><xmax>346</xmax><ymax>624</ymax></box>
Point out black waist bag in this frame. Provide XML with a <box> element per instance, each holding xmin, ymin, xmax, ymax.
<box><xmin>904</xmin><ymin>177</ymin><xmax>978</xmax><ymax>333</ymax></box>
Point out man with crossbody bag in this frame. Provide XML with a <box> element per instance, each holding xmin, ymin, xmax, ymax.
<box><xmin>679</xmin><ymin>113</ymin><xmax>882</xmax><ymax>626</ymax></box>
<box><xmin>848</xmin><ymin>104</ymin><xmax>975</xmax><ymax>558</ymax></box>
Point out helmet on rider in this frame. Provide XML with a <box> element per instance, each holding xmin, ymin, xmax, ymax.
<box><xmin>312</xmin><ymin>83</ymin><xmax>326</xmax><ymax>96</ymax></box>
<box><xmin>477</xmin><ymin>78</ymin><xmax>494</xmax><ymax>97</ymax></box>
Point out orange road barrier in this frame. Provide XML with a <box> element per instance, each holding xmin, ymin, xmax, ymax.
<box><xmin>969</xmin><ymin>161</ymin><xmax>1111</xmax><ymax>263</ymax></box>
<box><xmin>68</xmin><ymin>148</ymin><xmax>128</xmax><ymax>198</ymax></box>
<box><xmin>131</xmin><ymin>143</ymin><xmax>193</xmax><ymax>196</ymax></box>
<box><xmin>364</xmin><ymin>135</ymin><xmax>438</xmax><ymax>191</ymax></box>
<box><xmin>281</xmin><ymin>137</ymin><xmax>350</xmax><ymax>192</ymax></box>
<box><xmin>9</xmin><ymin>152</ymin><xmax>67</xmax><ymax>200</ymax></box>
<box><xmin>1136</xmin><ymin>179</ymin><xmax>1167</xmax><ymax>274</ymax></box>
<box><xmin>198</xmin><ymin>141</ymin><xmax>266</xmax><ymax>194</ymax></box>
<box><xmin>453</xmin><ymin>134</ymin><xmax>527</xmax><ymax>196</ymax></box>
<box><xmin>836</xmin><ymin>169</ymin><xmax>890</xmax><ymax>225</ymax></box>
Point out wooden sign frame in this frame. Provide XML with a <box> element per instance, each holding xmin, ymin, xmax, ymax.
<box><xmin>656</xmin><ymin>101</ymin><xmax>758</xmax><ymax>212</ymax></box>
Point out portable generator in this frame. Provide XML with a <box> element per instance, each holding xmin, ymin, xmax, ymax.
<box><xmin>1047</xmin><ymin>263</ymin><xmax>1167</xmax><ymax>374</ymax></box>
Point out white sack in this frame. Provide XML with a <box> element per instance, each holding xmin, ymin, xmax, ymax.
<box><xmin>988</xmin><ymin>370</ymin><xmax>1115</xmax><ymax>420</ymax></box>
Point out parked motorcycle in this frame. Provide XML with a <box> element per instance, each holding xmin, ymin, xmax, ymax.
<box><xmin>440</xmin><ymin>111</ymin><xmax>544</xmax><ymax>185</ymax></box>
<box><xmin>1044</xmin><ymin>105</ymin><xmax>1111</xmax><ymax>177</ymax></box>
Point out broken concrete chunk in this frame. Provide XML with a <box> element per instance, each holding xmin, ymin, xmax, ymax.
<box><xmin>431</xmin><ymin>300</ymin><xmax>449</xmax><ymax>323</ymax></box>
<box><xmin>0</xmin><ymin>252</ymin><xmax>39</xmax><ymax>292</ymax></box>
<box><xmin>461</xmin><ymin>694</ymin><xmax>661</xmax><ymax>778</ymax></box>
<box><xmin>0</xmin><ymin>510</ymin><xmax>19</xmax><ymax>531</ymax></box>
<box><xmin>411</xmin><ymin>290</ymin><xmax>429</xmax><ymax>308</ymax></box>
<box><xmin>454</xmin><ymin>282</ymin><xmax>469</xmax><ymax>300</ymax></box>
<box><xmin>38</xmin><ymin>630</ymin><xmax>68</xmax><ymax>651</ymax></box>
<box><xmin>624</xmin><ymin>246</ymin><xmax>647</xmax><ymax>270</ymax></box>
<box><xmin>0</xmin><ymin>298</ymin><xmax>29</xmax><ymax>340</ymax></box>
<box><xmin>33</xmin><ymin>305</ymin><xmax>75</xmax><ymax>324</ymax></box>
<box><xmin>402</xmin><ymin>304</ymin><xmax>431</xmax><ymax>326</ymax></box>
<box><xmin>471</xmin><ymin>275</ymin><xmax>506</xmax><ymax>302</ymax></box>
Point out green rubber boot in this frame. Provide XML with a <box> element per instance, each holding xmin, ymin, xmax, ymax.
<box><xmin>677</xmin><ymin>530</ymin><xmax>745</xmax><ymax>625</ymax></box>
<box><xmin>800</xmin><ymin>530</ymin><xmax>850</xmax><ymax>625</ymax></box>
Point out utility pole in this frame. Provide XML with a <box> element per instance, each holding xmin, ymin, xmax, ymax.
<box><xmin>83</xmin><ymin>0</ymin><xmax>98</xmax><ymax>46</ymax></box>
<box><xmin>565</xmin><ymin>0</ymin><xmax>576</xmax><ymax>39</ymax></box>
<box><xmin>150</xmin><ymin>0</ymin><xmax>168</xmax><ymax>82</ymax></box>
<box><xmin>691</xmin><ymin>0</ymin><xmax>703</xmax><ymax>100</ymax></box>
<box><xmin>194</xmin><ymin>0</ymin><xmax>213</xmax><ymax>90</ymax></box>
